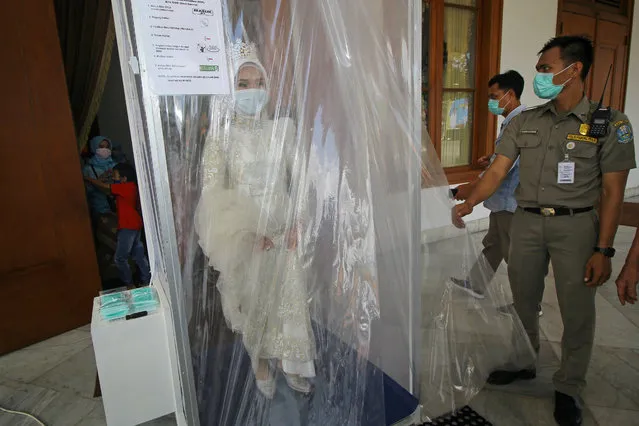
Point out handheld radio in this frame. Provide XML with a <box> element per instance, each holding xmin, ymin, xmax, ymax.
<box><xmin>588</xmin><ymin>65</ymin><xmax>613</xmax><ymax>138</ymax></box>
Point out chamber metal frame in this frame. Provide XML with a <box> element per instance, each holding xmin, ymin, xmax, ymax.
<box><xmin>110</xmin><ymin>1</ymin><xmax>201</xmax><ymax>424</ymax></box>
<box><xmin>408</xmin><ymin>0</ymin><xmax>423</xmax><ymax>416</ymax></box>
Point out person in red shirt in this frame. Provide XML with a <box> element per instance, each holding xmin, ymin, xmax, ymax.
<box><xmin>85</xmin><ymin>163</ymin><xmax>151</xmax><ymax>287</ymax></box>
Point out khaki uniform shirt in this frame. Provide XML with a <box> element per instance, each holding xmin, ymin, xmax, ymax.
<box><xmin>496</xmin><ymin>97</ymin><xmax>636</xmax><ymax>209</ymax></box>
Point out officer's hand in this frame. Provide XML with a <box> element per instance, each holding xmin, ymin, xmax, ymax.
<box><xmin>454</xmin><ymin>183</ymin><xmax>473</xmax><ymax>201</ymax></box>
<box><xmin>478</xmin><ymin>155</ymin><xmax>492</xmax><ymax>169</ymax></box>
<box><xmin>615</xmin><ymin>261</ymin><xmax>639</xmax><ymax>305</ymax></box>
<box><xmin>584</xmin><ymin>253</ymin><xmax>612</xmax><ymax>287</ymax></box>
<box><xmin>452</xmin><ymin>202</ymin><xmax>473</xmax><ymax>229</ymax></box>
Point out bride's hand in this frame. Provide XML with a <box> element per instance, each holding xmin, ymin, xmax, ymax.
<box><xmin>260</xmin><ymin>236</ymin><xmax>275</xmax><ymax>251</ymax></box>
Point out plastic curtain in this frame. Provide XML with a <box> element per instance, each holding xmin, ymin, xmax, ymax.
<box><xmin>110</xmin><ymin>0</ymin><xmax>535</xmax><ymax>424</ymax></box>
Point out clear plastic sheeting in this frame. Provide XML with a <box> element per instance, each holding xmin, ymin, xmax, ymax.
<box><xmin>110</xmin><ymin>0</ymin><xmax>535</xmax><ymax>425</ymax></box>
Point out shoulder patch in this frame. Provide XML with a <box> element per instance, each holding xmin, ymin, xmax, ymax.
<box><xmin>613</xmin><ymin>119</ymin><xmax>630</xmax><ymax>127</ymax></box>
<box><xmin>616</xmin><ymin>123</ymin><xmax>633</xmax><ymax>144</ymax></box>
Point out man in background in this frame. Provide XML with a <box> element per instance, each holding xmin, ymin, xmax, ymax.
<box><xmin>452</xmin><ymin>70</ymin><xmax>542</xmax><ymax>315</ymax></box>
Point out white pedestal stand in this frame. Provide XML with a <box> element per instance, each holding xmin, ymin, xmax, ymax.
<box><xmin>91</xmin><ymin>290</ymin><xmax>176</xmax><ymax>426</ymax></box>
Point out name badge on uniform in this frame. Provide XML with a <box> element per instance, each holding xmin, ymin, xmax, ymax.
<box><xmin>558</xmin><ymin>155</ymin><xmax>575</xmax><ymax>184</ymax></box>
<box><xmin>566</xmin><ymin>134</ymin><xmax>598</xmax><ymax>144</ymax></box>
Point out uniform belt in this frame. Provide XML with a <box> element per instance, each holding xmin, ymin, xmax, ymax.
<box><xmin>522</xmin><ymin>207</ymin><xmax>593</xmax><ymax>217</ymax></box>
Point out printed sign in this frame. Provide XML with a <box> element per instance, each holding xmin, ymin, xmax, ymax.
<box><xmin>132</xmin><ymin>0</ymin><xmax>230</xmax><ymax>95</ymax></box>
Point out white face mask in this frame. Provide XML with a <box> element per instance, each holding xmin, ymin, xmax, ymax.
<box><xmin>234</xmin><ymin>88</ymin><xmax>268</xmax><ymax>116</ymax></box>
<box><xmin>95</xmin><ymin>148</ymin><xmax>112</xmax><ymax>159</ymax></box>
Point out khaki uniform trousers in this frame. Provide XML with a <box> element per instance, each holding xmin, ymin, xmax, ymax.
<box><xmin>469</xmin><ymin>211</ymin><xmax>513</xmax><ymax>286</ymax></box>
<box><xmin>508</xmin><ymin>208</ymin><xmax>598</xmax><ymax>397</ymax></box>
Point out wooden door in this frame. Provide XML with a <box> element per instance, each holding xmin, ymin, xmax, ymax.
<box><xmin>592</xmin><ymin>19</ymin><xmax>628</xmax><ymax>110</ymax></box>
<box><xmin>557</xmin><ymin>2</ymin><xmax>632</xmax><ymax>111</ymax></box>
<box><xmin>0</xmin><ymin>0</ymin><xmax>101</xmax><ymax>354</ymax></box>
<box><xmin>558</xmin><ymin>11</ymin><xmax>597</xmax><ymax>97</ymax></box>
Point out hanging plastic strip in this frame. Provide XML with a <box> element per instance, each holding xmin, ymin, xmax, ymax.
<box><xmin>110</xmin><ymin>0</ymin><xmax>535</xmax><ymax>424</ymax></box>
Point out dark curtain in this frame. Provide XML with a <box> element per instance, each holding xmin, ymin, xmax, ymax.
<box><xmin>54</xmin><ymin>0</ymin><xmax>115</xmax><ymax>152</ymax></box>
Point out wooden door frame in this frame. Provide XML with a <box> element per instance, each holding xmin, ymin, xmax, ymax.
<box><xmin>556</xmin><ymin>0</ymin><xmax>635</xmax><ymax>111</ymax></box>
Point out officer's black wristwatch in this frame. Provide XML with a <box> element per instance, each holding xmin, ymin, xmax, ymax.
<box><xmin>594</xmin><ymin>246</ymin><xmax>616</xmax><ymax>258</ymax></box>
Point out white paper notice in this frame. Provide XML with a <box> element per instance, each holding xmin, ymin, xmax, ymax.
<box><xmin>132</xmin><ymin>0</ymin><xmax>230</xmax><ymax>95</ymax></box>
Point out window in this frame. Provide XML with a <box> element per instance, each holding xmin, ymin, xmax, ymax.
<box><xmin>441</xmin><ymin>4</ymin><xmax>476</xmax><ymax>167</ymax></box>
<box><xmin>422</xmin><ymin>0</ymin><xmax>503</xmax><ymax>184</ymax></box>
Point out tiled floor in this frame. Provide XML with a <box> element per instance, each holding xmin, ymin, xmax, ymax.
<box><xmin>462</xmin><ymin>225</ymin><xmax>639</xmax><ymax>425</ymax></box>
<box><xmin>1</xmin><ymin>220</ymin><xmax>638</xmax><ymax>425</ymax></box>
<box><xmin>0</xmin><ymin>324</ymin><xmax>176</xmax><ymax>426</ymax></box>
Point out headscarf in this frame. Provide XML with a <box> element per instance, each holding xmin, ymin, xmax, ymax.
<box><xmin>88</xmin><ymin>136</ymin><xmax>117</xmax><ymax>171</ymax></box>
<box><xmin>233</xmin><ymin>41</ymin><xmax>268</xmax><ymax>83</ymax></box>
<box><xmin>231</xmin><ymin>41</ymin><xmax>270</xmax><ymax>117</ymax></box>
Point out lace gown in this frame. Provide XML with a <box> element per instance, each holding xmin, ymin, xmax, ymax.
<box><xmin>194</xmin><ymin>116</ymin><xmax>316</xmax><ymax>378</ymax></box>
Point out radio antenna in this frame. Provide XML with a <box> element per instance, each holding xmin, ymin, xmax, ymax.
<box><xmin>597</xmin><ymin>65</ymin><xmax>613</xmax><ymax>108</ymax></box>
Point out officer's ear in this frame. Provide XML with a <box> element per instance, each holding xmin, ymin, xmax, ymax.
<box><xmin>571</xmin><ymin>61</ymin><xmax>584</xmax><ymax>81</ymax></box>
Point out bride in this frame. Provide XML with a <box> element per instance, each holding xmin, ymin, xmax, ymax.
<box><xmin>194</xmin><ymin>40</ymin><xmax>315</xmax><ymax>399</ymax></box>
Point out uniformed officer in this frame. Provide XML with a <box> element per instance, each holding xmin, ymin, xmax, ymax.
<box><xmin>453</xmin><ymin>35</ymin><xmax>636</xmax><ymax>426</ymax></box>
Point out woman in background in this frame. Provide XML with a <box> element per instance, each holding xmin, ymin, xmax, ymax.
<box><xmin>83</xmin><ymin>136</ymin><xmax>118</xmax><ymax>220</ymax></box>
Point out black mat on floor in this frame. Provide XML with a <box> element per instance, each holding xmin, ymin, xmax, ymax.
<box><xmin>423</xmin><ymin>406</ymin><xmax>492</xmax><ymax>426</ymax></box>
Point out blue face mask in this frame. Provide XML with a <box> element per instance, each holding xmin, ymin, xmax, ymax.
<box><xmin>533</xmin><ymin>63</ymin><xmax>575</xmax><ymax>100</ymax></box>
<box><xmin>235</xmin><ymin>89</ymin><xmax>268</xmax><ymax>116</ymax></box>
<box><xmin>488</xmin><ymin>92</ymin><xmax>510</xmax><ymax>116</ymax></box>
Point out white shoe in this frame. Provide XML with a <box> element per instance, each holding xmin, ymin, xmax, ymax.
<box><xmin>284</xmin><ymin>373</ymin><xmax>311</xmax><ymax>394</ymax></box>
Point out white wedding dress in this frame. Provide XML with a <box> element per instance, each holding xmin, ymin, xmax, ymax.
<box><xmin>195</xmin><ymin>116</ymin><xmax>316</xmax><ymax>378</ymax></box>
